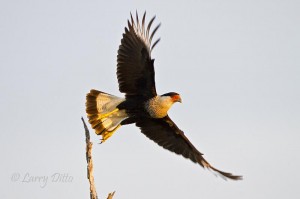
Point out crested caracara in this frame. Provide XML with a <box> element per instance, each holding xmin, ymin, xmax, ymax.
<box><xmin>86</xmin><ymin>12</ymin><xmax>242</xmax><ymax>180</ymax></box>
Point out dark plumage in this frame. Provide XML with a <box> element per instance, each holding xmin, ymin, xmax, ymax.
<box><xmin>86</xmin><ymin>11</ymin><xmax>242</xmax><ymax>180</ymax></box>
<box><xmin>117</xmin><ymin>12</ymin><xmax>159</xmax><ymax>99</ymax></box>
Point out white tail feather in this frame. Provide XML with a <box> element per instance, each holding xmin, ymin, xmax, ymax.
<box><xmin>86</xmin><ymin>89</ymin><xmax>127</xmax><ymax>135</ymax></box>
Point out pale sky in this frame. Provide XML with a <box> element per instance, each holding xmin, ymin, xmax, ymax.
<box><xmin>1</xmin><ymin>1</ymin><xmax>300</xmax><ymax>199</ymax></box>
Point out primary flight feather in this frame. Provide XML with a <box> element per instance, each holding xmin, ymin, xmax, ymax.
<box><xmin>86</xmin><ymin>12</ymin><xmax>242</xmax><ymax>180</ymax></box>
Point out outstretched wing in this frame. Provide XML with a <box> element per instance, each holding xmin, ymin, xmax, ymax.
<box><xmin>136</xmin><ymin>115</ymin><xmax>242</xmax><ymax>180</ymax></box>
<box><xmin>117</xmin><ymin>12</ymin><xmax>160</xmax><ymax>99</ymax></box>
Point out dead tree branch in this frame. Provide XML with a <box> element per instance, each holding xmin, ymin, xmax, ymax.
<box><xmin>81</xmin><ymin>117</ymin><xmax>115</xmax><ymax>199</ymax></box>
<box><xmin>107</xmin><ymin>191</ymin><xmax>115</xmax><ymax>199</ymax></box>
<box><xmin>82</xmin><ymin>117</ymin><xmax>98</xmax><ymax>199</ymax></box>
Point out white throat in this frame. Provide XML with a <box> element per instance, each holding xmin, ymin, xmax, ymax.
<box><xmin>146</xmin><ymin>96</ymin><xmax>174</xmax><ymax>118</ymax></box>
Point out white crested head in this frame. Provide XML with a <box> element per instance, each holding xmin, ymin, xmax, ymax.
<box><xmin>146</xmin><ymin>93</ymin><xmax>182</xmax><ymax>118</ymax></box>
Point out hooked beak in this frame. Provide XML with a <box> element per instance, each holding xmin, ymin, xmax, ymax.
<box><xmin>174</xmin><ymin>95</ymin><xmax>182</xmax><ymax>103</ymax></box>
<box><xmin>177</xmin><ymin>96</ymin><xmax>182</xmax><ymax>103</ymax></box>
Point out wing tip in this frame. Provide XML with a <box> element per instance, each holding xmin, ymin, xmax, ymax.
<box><xmin>207</xmin><ymin>164</ymin><xmax>243</xmax><ymax>181</ymax></box>
<box><xmin>199</xmin><ymin>158</ymin><xmax>242</xmax><ymax>180</ymax></box>
<box><xmin>126</xmin><ymin>11</ymin><xmax>160</xmax><ymax>53</ymax></box>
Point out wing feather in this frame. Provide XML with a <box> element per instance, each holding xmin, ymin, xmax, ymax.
<box><xmin>136</xmin><ymin>115</ymin><xmax>242</xmax><ymax>180</ymax></box>
<box><xmin>117</xmin><ymin>12</ymin><xmax>160</xmax><ymax>99</ymax></box>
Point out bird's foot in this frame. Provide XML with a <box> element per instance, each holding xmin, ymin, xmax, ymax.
<box><xmin>100</xmin><ymin>124</ymin><xmax>121</xmax><ymax>143</ymax></box>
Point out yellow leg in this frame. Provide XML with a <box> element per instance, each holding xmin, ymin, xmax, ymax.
<box><xmin>100</xmin><ymin>108</ymin><xmax>119</xmax><ymax>119</ymax></box>
<box><xmin>100</xmin><ymin>124</ymin><xmax>121</xmax><ymax>144</ymax></box>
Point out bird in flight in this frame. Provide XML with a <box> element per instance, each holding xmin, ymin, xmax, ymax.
<box><xmin>86</xmin><ymin>12</ymin><xmax>242</xmax><ymax>180</ymax></box>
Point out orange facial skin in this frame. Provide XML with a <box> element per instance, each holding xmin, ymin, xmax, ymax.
<box><xmin>172</xmin><ymin>94</ymin><xmax>182</xmax><ymax>103</ymax></box>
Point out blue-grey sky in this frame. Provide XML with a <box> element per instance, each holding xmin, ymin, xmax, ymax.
<box><xmin>1</xmin><ymin>1</ymin><xmax>299</xmax><ymax>198</ymax></box>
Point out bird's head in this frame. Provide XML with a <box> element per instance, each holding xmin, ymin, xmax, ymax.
<box><xmin>162</xmin><ymin>92</ymin><xmax>182</xmax><ymax>103</ymax></box>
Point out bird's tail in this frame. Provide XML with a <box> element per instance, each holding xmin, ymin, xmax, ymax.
<box><xmin>86</xmin><ymin>89</ymin><xmax>127</xmax><ymax>142</ymax></box>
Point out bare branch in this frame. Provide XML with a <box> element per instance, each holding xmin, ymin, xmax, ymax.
<box><xmin>81</xmin><ymin>117</ymin><xmax>98</xmax><ymax>199</ymax></box>
<box><xmin>107</xmin><ymin>191</ymin><xmax>116</xmax><ymax>199</ymax></box>
<box><xmin>82</xmin><ymin>117</ymin><xmax>116</xmax><ymax>199</ymax></box>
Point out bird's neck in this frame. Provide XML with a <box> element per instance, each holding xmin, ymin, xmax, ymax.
<box><xmin>146</xmin><ymin>96</ymin><xmax>174</xmax><ymax>118</ymax></box>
